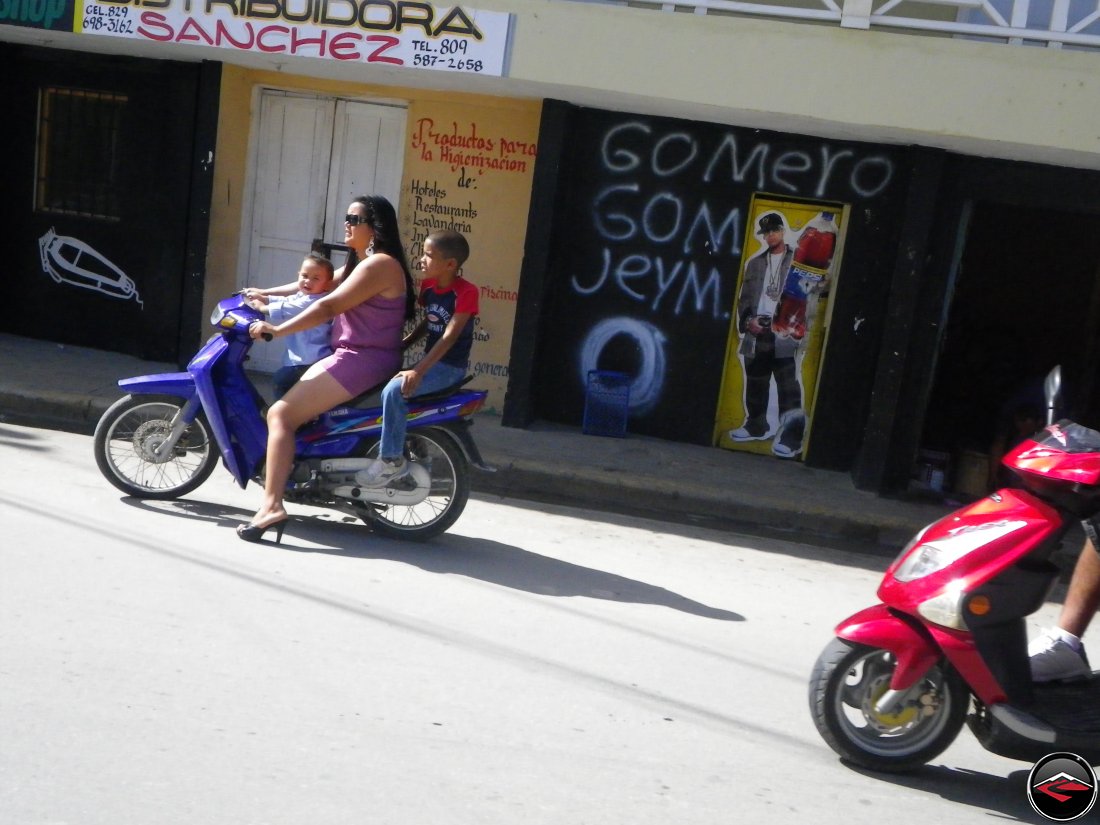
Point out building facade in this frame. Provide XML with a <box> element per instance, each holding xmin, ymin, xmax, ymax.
<box><xmin>3</xmin><ymin>0</ymin><xmax>1099</xmax><ymax>494</ymax></box>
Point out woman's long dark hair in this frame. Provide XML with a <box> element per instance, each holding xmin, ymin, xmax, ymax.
<box><xmin>347</xmin><ymin>194</ymin><xmax>417</xmax><ymax>320</ymax></box>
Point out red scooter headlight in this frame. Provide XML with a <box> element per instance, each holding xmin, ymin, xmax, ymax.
<box><xmin>892</xmin><ymin>519</ymin><xmax>1028</xmax><ymax>582</ymax></box>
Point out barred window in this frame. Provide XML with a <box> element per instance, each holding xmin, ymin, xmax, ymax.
<box><xmin>36</xmin><ymin>87</ymin><xmax>128</xmax><ymax>221</ymax></box>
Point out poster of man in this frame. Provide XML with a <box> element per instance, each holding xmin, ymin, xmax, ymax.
<box><xmin>713</xmin><ymin>197</ymin><xmax>847</xmax><ymax>460</ymax></box>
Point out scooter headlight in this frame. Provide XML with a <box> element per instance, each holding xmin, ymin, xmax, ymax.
<box><xmin>888</xmin><ymin>525</ymin><xmax>931</xmax><ymax>581</ymax></box>
<box><xmin>210</xmin><ymin>305</ymin><xmax>237</xmax><ymax>329</ymax></box>
<box><xmin>916</xmin><ymin>582</ymin><xmax>967</xmax><ymax>629</ymax></box>
<box><xmin>894</xmin><ymin>541</ymin><xmax>958</xmax><ymax>582</ymax></box>
<box><xmin>892</xmin><ymin>519</ymin><xmax>1028</xmax><ymax>583</ymax></box>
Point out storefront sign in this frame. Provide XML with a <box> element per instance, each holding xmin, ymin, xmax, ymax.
<box><xmin>0</xmin><ymin>0</ymin><xmax>75</xmax><ymax>30</ymax></box>
<box><xmin>72</xmin><ymin>0</ymin><xmax>512</xmax><ymax>76</ymax></box>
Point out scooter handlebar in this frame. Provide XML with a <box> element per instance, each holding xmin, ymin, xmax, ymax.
<box><xmin>235</xmin><ymin>292</ymin><xmax>274</xmax><ymax>341</ymax></box>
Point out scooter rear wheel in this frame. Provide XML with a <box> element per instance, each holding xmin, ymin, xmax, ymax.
<box><xmin>359</xmin><ymin>429</ymin><xmax>469</xmax><ymax>541</ymax></box>
<box><xmin>94</xmin><ymin>394</ymin><xmax>219</xmax><ymax>500</ymax></box>
<box><xmin>809</xmin><ymin>638</ymin><xmax>969</xmax><ymax>772</ymax></box>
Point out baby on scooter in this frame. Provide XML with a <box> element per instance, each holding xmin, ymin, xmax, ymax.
<box><xmin>244</xmin><ymin>253</ymin><xmax>336</xmax><ymax>399</ymax></box>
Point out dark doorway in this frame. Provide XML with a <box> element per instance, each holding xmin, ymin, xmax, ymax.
<box><xmin>918</xmin><ymin>202</ymin><xmax>1100</xmax><ymax>492</ymax></box>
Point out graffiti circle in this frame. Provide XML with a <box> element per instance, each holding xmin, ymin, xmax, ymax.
<box><xmin>579</xmin><ymin>317</ymin><xmax>667</xmax><ymax>415</ymax></box>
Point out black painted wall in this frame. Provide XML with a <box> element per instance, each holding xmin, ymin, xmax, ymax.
<box><xmin>856</xmin><ymin>154</ymin><xmax>1100</xmax><ymax>492</ymax></box>
<box><xmin>1</xmin><ymin>45</ymin><xmax>212</xmax><ymax>364</ymax></box>
<box><xmin>514</xmin><ymin>105</ymin><xmax>910</xmax><ymax>468</ymax></box>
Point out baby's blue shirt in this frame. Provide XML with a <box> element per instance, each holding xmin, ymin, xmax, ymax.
<box><xmin>268</xmin><ymin>292</ymin><xmax>334</xmax><ymax>366</ymax></box>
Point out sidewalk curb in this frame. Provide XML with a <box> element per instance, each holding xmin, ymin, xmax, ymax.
<box><xmin>471</xmin><ymin>455</ymin><xmax>917</xmax><ymax>552</ymax></box>
<box><xmin>0</xmin><ymin>390</ymin><xmax>116</xmax><ymax>435</ymax></box>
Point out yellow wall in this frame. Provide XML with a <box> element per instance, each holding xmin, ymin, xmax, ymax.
<box><xmin>399</xmin><ymin>99</ymin><xmax>539</xmax><ymax>410</ymax></box>
<box><xmin>485</xmin><ymin>0</ymin><xmax>1100</xmax><ymax>170</ymax></box>
<box><xmin>207</xmin><ymin>65</ymin><xmax>540</xmax><ymax>409</ymax></box>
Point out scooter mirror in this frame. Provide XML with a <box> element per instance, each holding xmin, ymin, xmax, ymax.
<box><xmin>1044</xmin><ymin>365</ymin><xmax>1062</xmax><ymax>426</ymax></box>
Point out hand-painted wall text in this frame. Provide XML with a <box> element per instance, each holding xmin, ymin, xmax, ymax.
<box><xmin>569</xmin><ymin>123</ymin><xmax>895</xmax><ymax>324</ymax></box>
<box><xmin>536</xmin><ymin>111</ymin><xmax>903</xmax><ymax>445</ymax></box>
<box><xmin>401</xmin><ymin>105</ymin><xmax>539</xmax><ymax>413</ymax></box>
<box><xmin>411</xmin><ymin>118</ymin><xmax>535</xmax><ymax>174</ymax></box>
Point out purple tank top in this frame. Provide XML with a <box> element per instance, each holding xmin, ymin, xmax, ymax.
<box><xmin>331</xmin><ymin>292</ymin><xmax>406</xmax><ymax>352</ymax></box>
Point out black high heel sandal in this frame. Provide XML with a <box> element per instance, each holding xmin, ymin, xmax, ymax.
<box><xmin>236</xmin><ymin>517</ymin><xmax>289</xmax><ymax>544</ymax></box>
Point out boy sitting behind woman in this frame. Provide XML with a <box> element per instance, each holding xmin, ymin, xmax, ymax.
<box><xmin>358</xmin><ymin>230</ymin><xmax>478</xmax><ymax>486</ymax></box>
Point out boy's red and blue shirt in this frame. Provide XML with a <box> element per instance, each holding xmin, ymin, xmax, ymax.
<box><xmin>420</xmin><ymin>277</ymin><xmax>479</xmax><ymax>368</ymax></box>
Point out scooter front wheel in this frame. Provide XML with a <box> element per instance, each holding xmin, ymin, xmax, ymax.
<box><xmin>94</xmin><ymin>394</ymin><xmax>218</xmax><ymax>500</ymax></box>
<box><xmin>809</xmin><ymin>638</ymin><xmax>969</xmax><ymax>772</ymax></box>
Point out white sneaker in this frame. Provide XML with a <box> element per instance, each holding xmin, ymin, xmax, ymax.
<box><xmin>1029</xmin><ymin>632</ymin><xmax>1091</xmax><ymax>683</ymax></box>
<box><xmin>356</xmin><ymin>456</ymin><xmax>409</xmax><ymax>488</ymax></box>
<box><xmin>771</xmin><ymin>409</ymin><xmax>806</xmax><ymax>459</ymax></box>
<box><xmin>729</xmin><ymin>423</ymin><xmax>773</xmax><ymax>442</ymax></box>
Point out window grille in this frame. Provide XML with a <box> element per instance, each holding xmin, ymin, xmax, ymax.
<box><xmin>35</xmin><ymin>87</ymin><xmax>128</xmax><ymax>221</ymax></box>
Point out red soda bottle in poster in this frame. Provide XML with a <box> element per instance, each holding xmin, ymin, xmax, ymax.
<box><xmin>773</xmin><ymin>212</ymin><xmax>838</xmax><ymax>339</ymax></box>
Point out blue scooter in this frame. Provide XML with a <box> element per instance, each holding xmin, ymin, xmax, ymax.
<box><xmin>93</xmin><ymin>294</ymin><xmax>490</xmax><ymax>540</ymax></box>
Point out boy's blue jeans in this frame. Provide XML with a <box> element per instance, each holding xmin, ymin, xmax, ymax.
<box><xmin>379</xmin><ymin>363</ymin><xmax>467</xmax><ymax>459</ymax></box>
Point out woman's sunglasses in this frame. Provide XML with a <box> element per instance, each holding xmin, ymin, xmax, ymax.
<box><xmin>345</xmin><ymin>214</ymin><xmax>371</xmax><ymax>226</ymax></box>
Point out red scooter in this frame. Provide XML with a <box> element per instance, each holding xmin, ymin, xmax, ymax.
<box><xmin>809</xmin><ymin>368</ymin><xmax>1100</xmax><ymax>771</ymax></box>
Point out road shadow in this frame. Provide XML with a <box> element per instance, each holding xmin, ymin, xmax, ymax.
<box><xmin>121</xmin><ymin>496</ymin><xmax>744</xmax><ymax>622</ymax></box>
<box><xmin>470</xmin><ymin>490</ymin><xmax>893</xmax><ymax>574</ymax></box>
<box><xmin>846</xmin><ymin>763</ymin><xmax>1036</xmax><ymax>822</ymax></box>
<box><xmin>0</xmin><ymin>424</ymin><xmax>52</xmax><ymax>452</ymax></box>
<box><xmin>469</xmin><ymin>492</ymin><xmax>1088</xmax><ymax>606</ymax></box>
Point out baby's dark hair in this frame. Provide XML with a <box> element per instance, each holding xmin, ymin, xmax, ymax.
<box><xmin>304</xmin><ymin>252</ymin><xmax>335</xmax><ymax>279</ymax></box>
<box><xmin>427</xmin><ymin>230</ymin><xmax>470</xmax><ymax>269</ymax></box>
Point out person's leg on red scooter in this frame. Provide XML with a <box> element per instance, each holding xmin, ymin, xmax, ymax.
<box><xmin>1030</xmin><ymin>535</ymin><xmax>1100</xmax><ymax>682</ymax></box>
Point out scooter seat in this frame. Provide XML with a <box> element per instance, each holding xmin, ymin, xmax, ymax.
<box><xmin>342</xmin><ymin>375</ymin><xmax>474</xmax><ymax>409</ymax></box>
<box><xmin>344</xmin><ymin>382</ymin><xmax>386</xmax><ymax>409</ymax></box>
<box><xmin>412</xmin><ymin>375</ymin><xmax>474</xmax><ymax>404</ymax></box>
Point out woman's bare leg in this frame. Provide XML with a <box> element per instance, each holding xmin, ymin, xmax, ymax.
<box><xmin>247</xmin><ymin>367</ymin><xmax>352</xmax><ymax>528</ymax></box>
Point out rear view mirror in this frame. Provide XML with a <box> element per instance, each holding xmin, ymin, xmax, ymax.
<box><xmin>1044</xmin><ymin>366</ymin><xmax>1062</xmax><ymax>426</ymax></box>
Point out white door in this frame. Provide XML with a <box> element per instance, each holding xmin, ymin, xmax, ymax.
<box><xmin>325</xmin><ymin>100</ymin><xmax>407</xmax><ymax>246</ymax></box>
<box><xmin>241</xmin><ymin>92</ymin><xmax>406</xmax><ymax>373</ymax></box>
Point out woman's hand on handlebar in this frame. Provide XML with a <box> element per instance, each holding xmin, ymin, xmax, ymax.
<box><xmin>249</xmin><ymin>320</ymin><xmax>276</xmax><ymax>342</ymax></box>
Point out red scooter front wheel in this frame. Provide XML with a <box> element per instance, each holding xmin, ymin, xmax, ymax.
<box><xmin>809</xmin><ymin>639</ymin><xmax>970</xmax><ymax>772</ymax></box>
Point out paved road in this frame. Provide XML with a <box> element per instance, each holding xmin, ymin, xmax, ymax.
<box><xmin>0</xmin><ymin>424</ymin><xmax>1059</xmax><ymax>824</ymax></box>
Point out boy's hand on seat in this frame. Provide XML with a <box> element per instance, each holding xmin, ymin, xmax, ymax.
<box><xmin>398</xmin><ymin>369</ymin><xmax>422</xmax><ymax>397</ymax></box>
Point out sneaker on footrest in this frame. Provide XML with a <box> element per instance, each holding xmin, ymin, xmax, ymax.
<box><xmin>1029</xmin><ymin>632</ymin><xmax>1092</xmax><ymax>683</ymax></box>
<box><xmin>356</xmin><ymin>457</ymin><xmax>409</xmax><ymax>488</ymax></box>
